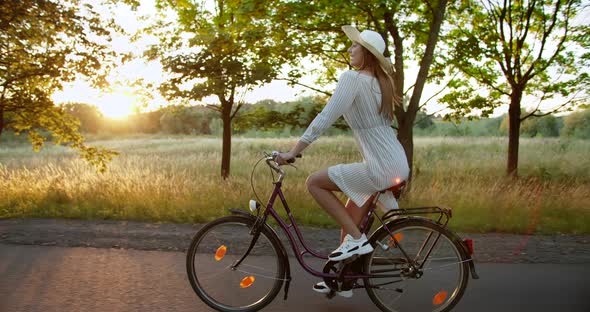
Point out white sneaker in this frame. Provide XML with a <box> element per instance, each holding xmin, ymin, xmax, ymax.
<box><xmin>312</xmin><ymin>281</ymin><xmax>353</xmax><ymax>298</ymax></box>
<box><xmin>328</xmin><ymin>234</ymin><xmax>373</xmax><ymax>261</ymax></box>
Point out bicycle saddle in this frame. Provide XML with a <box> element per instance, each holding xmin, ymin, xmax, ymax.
<box><xmin>379</xmin><ymin>180</ymin><xmax>407</xmax><ymax>199</ymax></box>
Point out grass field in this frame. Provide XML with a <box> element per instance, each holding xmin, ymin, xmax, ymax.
<box><xmin>1</xmin><ymin>135</ymin><xmax>589</xmax><ymax>234</ymax></box>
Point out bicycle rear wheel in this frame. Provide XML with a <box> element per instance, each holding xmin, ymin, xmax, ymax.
<box><xmin>186</xmin><ymin>215</ymin><xmax>285</xmax><ymax>312</ymax></box>
<box><xmin>365</xmin><ymin>218</ymin><xmax>469</xmax><ymax>312</ymax></box>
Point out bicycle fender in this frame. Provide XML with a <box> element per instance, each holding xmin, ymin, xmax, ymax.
<box><xmin>228</xmin><ymin>208</ymin><xmax>293</xmax><ymax>299</ymax></box>
<box><xmin>456</xmin><ymin>236</ymin><xmax>479</xmax><ymax>280</ymax></box>
<box><xmin>369</xmin><ymin>217</ymin><xmax>479</xmax><ymax>280</ymax></box>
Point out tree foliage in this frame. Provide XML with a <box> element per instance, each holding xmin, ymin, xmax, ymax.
<box><xmin>414</xmin><ymin>110</ymin><xmax>436</xmax><ymax>130</ymax></box>
<box><xmin>62</xmin><ymin>103</ymin><xmax>104</xmax><ymax>134</ymax></box>
<box><xmin>272</xmin><ymin>0</ymin><xmax>455</xmax><ymax>178</ymax></box>
<box><xmin>160</xmin><ymin>106</ymin><xmax>213</xmax><ymax>135</ymax></box>
<box><xmin>0</xmin><ymin>0</ymin><xmax>120</xmax><ymax>172</ymax></box>
<box><xmin>561</xmin><ymin>108</ymin><xmax>590</xmax><ymax>139</ymax></box>
<box><xmin>233</xmin><ymin>96</ymin><xmax>349</xmax><ymax>133</ymax></box>
<box><xmin>500</xmin><ymin>112</ymin><xmax>561</xmax><ymax>137</ymax></box>
<box><xmin>442</xmin><ymin>0</ymin><xmax>589</xmax><ymax>175</ymax></box>
<box><xmin>146</xmin><ymin>0</ymin><xmax>299</xmax><ymax>178</ymax></box>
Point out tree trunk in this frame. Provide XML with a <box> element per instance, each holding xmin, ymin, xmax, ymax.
<box><xmin>392</xmin><ymin>0</ymin><xmax>448</xmax><ymax>181</ymax></box>
<box><xmin>221</xmin><ymin>101</ymin><xmax>232</xmax><ymax>179</ymax></box>
<box><xmin>0</xmin><ymin>104</ymin><xmax>4</xmax><ymax>138</ymax></box>
<box><xmin>397</xmin><ymin>118</ymin><xmax>414</xmax><ymax>179</ymax></box>
<box><xmin>507</xmin><ymin>88</ymin><xmax>523</xmax><ymax>177</ymax></box>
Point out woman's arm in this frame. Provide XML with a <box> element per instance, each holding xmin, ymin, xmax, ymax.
<box><xmin>277</xmin><ymin>70</ymin><xmax>359</xmax><ymax>165</ymax></box>
<box><xmin>299</xmin><ymin>71</ymin><xmax>358</xmax><ymax>145</ymax></box>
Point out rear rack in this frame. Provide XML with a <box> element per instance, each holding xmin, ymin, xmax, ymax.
<box><xmin>382</xmin><ymin>206</ymin><xmax>452</xmax><ymax>227</ymax></box>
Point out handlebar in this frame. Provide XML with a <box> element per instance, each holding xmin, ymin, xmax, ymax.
<box><xmin>248</xmin><ymin>151</ymin><xmax>303</xmax><ymax>209</ymax></box>
<box><xmin>269</xmin><ymin>151</ymin><xmax>302</xmax><ymax>164</ymax></box>
<box><xmin>264</xmin><ymin>151</ymin><xmax>302</xmax><ymax>182</ymax></box>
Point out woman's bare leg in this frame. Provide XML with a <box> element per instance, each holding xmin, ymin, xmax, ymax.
<box><xmin>340</xmin><ymin>199</ymin><xmax>372</xmax><ymax>242</ymax></box>
<box><xmin>306</xmin><ymin>169</ymin><xmax>363</xmax><ymax>240</ymax></box>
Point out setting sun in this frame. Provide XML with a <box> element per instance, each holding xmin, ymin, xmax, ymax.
<box><xmin>97</xmin><ymin>91</ymin><xmax>137</xmax><ymax>119</ymax></box>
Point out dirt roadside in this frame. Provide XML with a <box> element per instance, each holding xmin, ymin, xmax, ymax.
<box><xmin>1</xmin><ymin>217</ymin><xmax>589</xmax><ymax>264</ymax></box>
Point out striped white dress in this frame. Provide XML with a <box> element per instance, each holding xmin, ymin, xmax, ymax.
<box><xmin>301</xmin><ymin>70</ymin><xmax>410</xmax><ymax>210</ymax></box>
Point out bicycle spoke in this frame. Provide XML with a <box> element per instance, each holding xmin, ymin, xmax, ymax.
<box><xmin>366</xmin><ymin>222</ymin><xmax>469</xmax><ymax>312</ymax></box>
<box><xmin>238</xmin><ymin>262</ymin><xmax>279</xmax><ymax>273</ymax></box>
<box><xmin>421</xmin><ymin>259</ymin><xmax>472</xmax><ymax>272</ymax></box>
<box><xmin>234</xmin><ymin>269</ymin><xmax>288</xmax><ymax>281</ymax></box>
<box><xmin>192</xmin><ymin>264</ymin><xmax>234</xmax><ymax>283</ymax></box>
<box><xmin>186</xmin><ymin>216</ymin><xmax>285</xmax><ymax>311</ymax></box>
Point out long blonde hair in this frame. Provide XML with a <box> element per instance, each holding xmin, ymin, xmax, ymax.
<box><xmin>358</xmin><ymin>47</ymin><xmax>400</xmax><ymax>120</ymax></box>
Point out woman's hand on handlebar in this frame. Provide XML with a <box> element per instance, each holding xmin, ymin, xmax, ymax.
<box><xmin>275</xmin><ymin>141</ymin><xmax>307</xmax><ymax>165</ymax></box>
<box><xmin>276</xmin><ymin>151</ymin><xmax>295</xmax><ymax>165</ymax></box>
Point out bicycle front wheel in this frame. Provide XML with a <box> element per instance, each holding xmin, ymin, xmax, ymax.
<box><xmin>186</xmin><ymin>215</ymin><xmax>286</xmax><ymax>312</ymax></box>
<box><xmin>365</xmin><ymin>219</ymin><xmax>469</xmax><ymax>312</ymax></box>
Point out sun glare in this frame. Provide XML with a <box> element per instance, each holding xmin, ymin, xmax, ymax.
<box><xmin>98</xmin><ymin>92</ymin><xmax>137</xmax><ymax>119</ymax></box>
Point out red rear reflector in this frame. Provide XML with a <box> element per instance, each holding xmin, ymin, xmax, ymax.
<box><xmin>463</xmin><ymin>239</ymin><xmax>474</xmax><ymax>255</ymax></box>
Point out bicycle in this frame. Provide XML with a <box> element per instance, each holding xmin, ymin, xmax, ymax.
<box><xmin>187</xmin><ymin>151</ymin><xmax>479</xmax><ymax>312</ymax></box>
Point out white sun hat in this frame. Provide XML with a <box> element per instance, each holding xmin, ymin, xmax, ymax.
<box><xmin>342</xmin><ymin>25</ymin><xmax>394</xmax><ymax>74</ymax></box>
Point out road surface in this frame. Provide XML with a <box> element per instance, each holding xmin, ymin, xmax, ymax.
<box><xmin>1</xmin><ymin>243</ymin><xmax>589</xmax><ymax>312</ymax></box>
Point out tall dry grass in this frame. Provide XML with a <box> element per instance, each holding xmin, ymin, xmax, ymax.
<box><xmin>0</xmin><ymin>135</ymin><xmax>588</xmax><ymax>234</ymax></box>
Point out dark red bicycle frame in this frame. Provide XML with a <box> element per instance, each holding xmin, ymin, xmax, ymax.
<box><xmin>257</xmin><ymin>179</ymin><xmax>384</xmax><ymax>280</ymax></box>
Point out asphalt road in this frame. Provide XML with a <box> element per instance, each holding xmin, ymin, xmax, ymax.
<box><xmin>1</xmin><ymin>243</ymin><xmax>589</xmax><ymax>312</ymax></box>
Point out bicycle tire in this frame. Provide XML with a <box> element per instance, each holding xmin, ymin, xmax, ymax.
<box><xmin>364</xmin><ymin>218</ymin><xmax>469</xmax><ymax>312</ymax></box>
<box><xmin>186</xmin><ymin>215</ymin><xmax>286</xmax><ymax>312</ymax></box>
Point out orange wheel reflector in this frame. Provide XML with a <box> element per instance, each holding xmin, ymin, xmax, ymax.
<box><xmin>388</xmin><ymin>233</ymin><xmax>404</xmax><ymax>246</ymax></box>
<box><xmin>433</xmin><ymin>290</ymin><xmax>448</xmax><ymax>305</ymax></box>
<box><xmin>240</xmin><ymin>276</ymin><xmax>255</xmax><ymax>288</ymax></box>
<box><xmin>214</xmin><ymin>245</ymin><xmax>227</xmax><ymax>261</ymax></box>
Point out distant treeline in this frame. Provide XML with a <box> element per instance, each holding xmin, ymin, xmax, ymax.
<box><xmin>40</xmin><ymin>98</ymin><xmax>590</xmax><ymax>140</ymax></box>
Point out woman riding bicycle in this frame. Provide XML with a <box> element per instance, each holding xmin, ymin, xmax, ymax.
<box><xmin>276</xmin><ymin>25</ymin><xmax>410</xmax><ymax>297</ymax></box>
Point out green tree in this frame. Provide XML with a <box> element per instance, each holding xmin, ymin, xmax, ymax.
<box><xmin>0</xmin><ymin>0</ymin><xmax>119</xmax><ymax>171</ymax></box>
<box><xmin>443</xmin><ymin>0</ymin><xmax>589</xmax><ymax>176</ymax></box>
<box><xmin>128</xmin><ymin>110</ymin><xmax>163</xmax><ymax>134</ymax></box>
<box><xmin>273</xmin><ymin>0</ymin><xmax>455</xmax><ymax>178</ymax></box>
<box><xmin>501</xmin><ymin>113</ymin><xmax>561</xmax><ymax>137</ymax></box>
<box><xmin>523</xmin><ymin>114</ymin><xmax>561</xmax><ymax>137</ymax></box>
<box><xmin>561</xmin><ymin>108</ymin><xmax>590</xmax><ymax>139</ymax></box>
<box><xmin>414</xmin><ymin>110</ymin><xmax>435</xmax><ymax>130</ymax></box>
<box><xmin>233</xmin><ymin>105</ymin><xmax>291</xmax><ymax>132</ymax></box>
<box><xmin>160</xmin><ymin>106</ymin><xmax>212</xmax><ymax>134</ymax></box>
<box><xmin>147</xmin><ymin>0</ymin><xmax>296</xmax><ymax>178</ymax></box>
<box><xmin>62</xmin><ymin>103</ymin><xmax>104</xmax><ymax>133</ymax></box>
